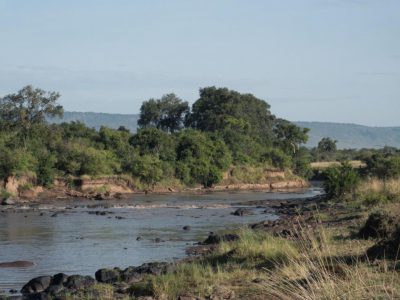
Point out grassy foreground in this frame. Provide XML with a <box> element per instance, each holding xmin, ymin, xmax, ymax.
<box><xmin>61</xmin><ymin>179</ymin><xmax>400</xmax><ymax>300</ymax></box>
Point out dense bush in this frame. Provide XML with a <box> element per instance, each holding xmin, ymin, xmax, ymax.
<box><xmin>0</xmin><ymin>85</ymin><xmax>314</xmax><ymax>189</ymax></box>
<box><xmin>323</xmin><ymin>162</ymin><xmax>360</xmax><ymax>199</ymax></box>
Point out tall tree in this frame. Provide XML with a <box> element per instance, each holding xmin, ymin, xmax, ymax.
<box><xmin>317</xmin><ymin>137</ymin><xmax>337</xmax><ymax>153</ymax></box>
<box><xmin>186</xmin><ymin>87</ymin><xmax>275</xmax><ymax>142</ymax></box>
<box><xmin>273</xmin><ymin>118</ymin><xmax>309</xmax><ymax>154</ymax></box>
<box><xmin>0</xmin><ymin>85</ymin><xmax>63</xmax><ymax>132</ymax></box>
<box><xmin>138</xmin><ymin>93</ymin><xmax>189</xmax><ymax>133</ymax></box>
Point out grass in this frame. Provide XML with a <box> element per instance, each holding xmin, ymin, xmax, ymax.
<box><xmin>311</xmin><ymin>160</ymin><xmax>366</xmax><ymax>170</ymax></box>
<box><xmin>62</xmin><ymin>284</ymin><xmax>124</xmax><ymax>300</ymax></box>
<box><xmin>216</xmin><ymin>228</ymin><xmax>299</xmax><ymax>264</ymax></box>
<box><xmin>356</xmin><ymin>178</ymin><xmax>400</xmax><ymax>206</ymax></box>
<box><xmin>262</xmin><ymin>226</ymin><xmax>400</xmax><ymax>299</ymax></box>
<box><xmin>129</xmin><ymin>219</ymin><xmax>400</xmax><ymax>300</ymax></box>
<box><xmin>221</xmin><ymin>165</ymin><xmax>286</xmax><ymax>185</ymax></box>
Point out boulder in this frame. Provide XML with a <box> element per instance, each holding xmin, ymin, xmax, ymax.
<box><xmin>50</xmin><ymin>273</ymin><xmax>68</xmax><ymax>286</ymax></box>
<box><xmin>367</xmin><ymin>227</ymin><xmax>400</xmax><ymax>260</ymax></box>
<box><xmin>121</xmin><ymin>262</ymin><xmax>173</xmax><ymax>283</ymax></box>
<box><xmin>0</xmin><ymin>260</ymin><xmax>34</xmax><ymax>268</ymax></box>
<box><xmin>25</xmin><ymin>292</ymin><xmax>50</xmax><ymax>300</ymax></box>
<box><xmin>183</xmin><ymin>225</ymin><xmax>191</xmax><ymax>231</ymax></box>
<box><xmin>202</xmin><ymin>233</ymin><xmax>239</xmax><ymax>245</ymax></box>
<box><xmin>232</xmin><ymin>208</ymin><xmax>253</xmax><ymax>216</ymax></box>
<box><xmin>21</xmin><ymin>276</ymin><xmax>52</xmax><ymax>294</ymax></box>
<box><xmin>64</xmin><ymin>275</ymin><xmax>95</xmax><ymax>290</ymax></box>
<box><xmin>359</xmin><ymin>211</ymin><xmax>398</xmax><ymax>239</ymax></box>
<box><xmin>1</xmin><ymin>197</ymin><xmax>17</xmax><ymax>205</ymax></box>
<box><xmin>95</xmin><ymin>268</ymin><xmax>121</xmax><ymax>283</ymax></box>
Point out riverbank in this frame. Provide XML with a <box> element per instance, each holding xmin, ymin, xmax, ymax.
<box><xmin>6</xmin><ymin>189</ymin><xmax>400</xmax><ymax>300</ymax></box>
<box><xmin>1</xmin><ymin>173</ymin><xmax>309</xmax><ymax>205</ymax></box>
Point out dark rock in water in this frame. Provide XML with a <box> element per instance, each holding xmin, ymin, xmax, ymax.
<box><xmin>95</xmin><ymin>268</ymin><xmax>121</xmax><ymax>283</ymax></box>
<box><xmin>50</xmin><ymin>213</ymin><xmax>57</xmax><ymax>217</ymax></box>
<box><xmin>232</xmin><ymin>208</ymin><xmax>253</xmax><ymax>216</ymax></box>
<box><xmin>202</xmin><ymin>233</ymin><xmax>239</xmax><ymax>245</ymax></box>
<box><xmin>115</xmin><ymin>216</ymin><xmax>125</xmax><ymax>219</ymax></box>
<box><xmin>153</xmin><ymin>238</ymin><xmax>164</xmax><ymax>243</ymax></box>
<box><xmin>9</xmin><ymin>289</ymin><xmax>18</xmax><ymax>294</ymax></box>
<box><xmin>359</xmin><ymin>211</ymin><xmax>398</xmax><ymax>239</ymax></box>
<box><xmin>50</xmin><ymin>273</ymin><xmax>68</xmax><ymax>286</ymax></box>
<box><xmin>183</xmin><ymin>225</ymin><xmax>191</xmax><ymax>231</ymax></box>
<box><xmin>21</xmin><ymin>276</ymin><xmax>52</xmax><ymax>294</ymax></box>
<box><xmin>0</xmin><ymin>260</ymin><xmax>34</xmax><ymax>268</ymax></box>
<box><xmin>136</xmin><ymin>236</ymin><xmax>142</xmax><ymax>241</ymax></box>
<box><xmin>64</xmin><ymin>275</ymin><xmax>95</xmax><ymax>290</ymax></box>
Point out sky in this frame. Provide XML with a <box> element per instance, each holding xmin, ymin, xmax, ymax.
<box><xmin>0</xmin><ymin>0</ymin><xmax>399</xmax><ymax>126</ymax></box>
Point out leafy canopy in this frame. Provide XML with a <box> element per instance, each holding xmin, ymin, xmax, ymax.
<box><xmin>138</xmin><ymin>93</ymin><xmax>189</xmax><ymax>133</ymax></box>
<box><xmin>0</xmin><ymin>85</ymin><xmax>63</xmax><ymax>131</ymax></box>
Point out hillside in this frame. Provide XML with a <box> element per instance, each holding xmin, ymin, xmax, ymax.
<box><xmin>50</xmin><ymin>112</ymin><xmax>400</xmax><ymax>149</ymax></box>
<box><xmin>295</xmin><ymin>121</ymin><xmax>400</xmax><ymax>149</ymax></box>
<box><xmin>50</xmin><ymin>111</ymin><xmax>140</xmax><ymax>132</ymax></box>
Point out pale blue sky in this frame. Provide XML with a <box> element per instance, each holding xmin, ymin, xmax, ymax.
<box><xmin>0</xmin><ymin>0</ymin><xmax>399</xmax><ymax>126</ymax></box>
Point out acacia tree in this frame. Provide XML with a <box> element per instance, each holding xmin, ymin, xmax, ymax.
<box><xmin>0</xmin><ymin>85</ymin><xmax>64</xmax><ymax>132</ymax></box>
<box><xmin>317</xmin><ymin>137</ymin><xmax>337</xmax><ymax>153</ymax></box>
<box><xmin>273</xmin><ymin>118</ymin><xmax>309</xmax><ymax>154</ymax></box>
<box><xmin>138</xmin><ymin>93</ymin><xmax>189</xmax><ymax>133</ymax></box>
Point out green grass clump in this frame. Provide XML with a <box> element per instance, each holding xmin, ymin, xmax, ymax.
<box><xmin>217</xmin><ymin>228</ymin><xmax>299</xmax><ymax>264</ymax></box>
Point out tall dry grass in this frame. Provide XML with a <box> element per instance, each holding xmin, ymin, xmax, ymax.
<box><xmin>311</xmin><ymin>160</ymin><xmax>365</xmax><ymax>170</ymax></box>
<box><xmin>357</xmin><ymin>177</ymin><xmax>400</xmax><ymax>195</ymax></box>
<box><xmin>262</xmin><ymin>225</ymin><xmax>400</xmax><ymax>299</ymax></box>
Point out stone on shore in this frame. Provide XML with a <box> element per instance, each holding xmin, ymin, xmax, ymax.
<box><xmin>232</xmin><ymin>208</ymin><xmax>253</xmax><ymax>216</ymax></box>
<box><xmin>95</xmin><ymin>268</ymin><xmax>121</xmax><ymax>283</ymax></box>
<box><xmin>21</xmin><ymin>276</ymin><xmax>52</xmax><ymax>294</ymax></box>
<box><xmin>64</xmin><ymin>275</ymin><xmax>95</xmax><ymax>290</ymax></box>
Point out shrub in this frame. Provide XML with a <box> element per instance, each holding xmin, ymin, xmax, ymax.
<box><xmin>323</xmin><ymin>162</ymin><xmax>360</xmax><ymax>199</ymax></box>
<box><xmin>131</xmin><ymin>154</ymin><xmax>163</xmax><ymax>188</ymax></box>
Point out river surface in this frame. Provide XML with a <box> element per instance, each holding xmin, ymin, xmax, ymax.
<box><xmin>0</xmin><ymin>187</ymin><xmax>322</xmax><ymax>291</ymax></box>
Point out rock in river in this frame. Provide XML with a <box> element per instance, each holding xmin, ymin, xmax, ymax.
<box><xmin>0</xmin><ymin>260</ymin><xmax>34</xmax><ymax>268</ymax></box>
<box><xmin>21</xmin><ymin>276</ymin><xmax>52</xmax><ymax>294</ymax></box>
<box><xmin>232</xmin><ymin>208</ymin><xmax>253</xmax><ymax>216</ymax></box>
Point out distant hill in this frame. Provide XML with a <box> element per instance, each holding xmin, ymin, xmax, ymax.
<box><xmin>50</xmin><ymin>112</ymin><xmax>400</xmax><ymax>149</ymax></box>
<box><xmin>50</xmin><ymin>111</ymin><xmax>140</xmax><ymax>132</ymax></box>
<box><xmin>295</xmin><ymin>122</ymin><xmax>400</xmax><ymax>149</ymax></box>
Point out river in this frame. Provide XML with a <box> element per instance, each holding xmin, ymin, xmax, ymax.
<box><xmin>0</xmin><ymin>187</ymin><xmax>322</xmax><ymax>291</ymax></box>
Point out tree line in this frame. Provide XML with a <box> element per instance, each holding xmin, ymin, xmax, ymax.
<box><xmin>0</xmin><ymin>85</ymin><xmax>313</xmax><ymax>189</ymax></box>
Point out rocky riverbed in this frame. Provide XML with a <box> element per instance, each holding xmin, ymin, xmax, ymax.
<box><xmin>0</xmin><ymin>188</ymin><xmax>324</xmax><ymax>299</ymax></box>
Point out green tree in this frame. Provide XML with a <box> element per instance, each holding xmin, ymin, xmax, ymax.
<box><xmin>260</xmin><ymin>148</ymin><xmax>292</xmax><ymax>170</ymax></box>
<box><xmin>317</xmin><ymin>137</ymin><xmax>337</xmax><ymax>153</ymax></box>
<box><xmin>0</xmin><ymin>85</ymin><xmax>63</xmax><ymax>132</ymax></box>
<box><xmin>131</xmin><ymin>154</ymin><xmax>163</xmax><ymax>188</ymax></box>
<box><xmin>138</xmin><ymin>94</ymin><xmax>189</xmax><ymax>133</ymax></box>
<box><xmin>365</xmin><ymin>154</ymin><xmax>400</xmax><ymax>179</ymax></box>
<box><xmin>292</xmin><ymin>147</ymin><xmax>313</xmax><ymax>179</ymax></box>
<box><xmin>187</xmin><ymin>87</ymin><xmax>275</xmax><ymax>142</ymax></box>
<box><xmin>130</xmin><ymin>127</ymin><xmax>176</xmax><ymax>162</ymax></box>
<box><xmin>57</xmin><ymin>143</ymin><xmax>121</xmax><ymax>176</ymax></box>
<box><xmin>175</xmin><ymin>130</ymin><xmax>231</xmax><ymax>187</ymax></box>
<box><xmin>323</xmin><ymin>162</ymin><xmax>360</xmax><ymax>199</ymax></box>
<box><xmin>273</xmin><ymin>119</ymin><xmax>309</xmax><ymax>154</ymax></box>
